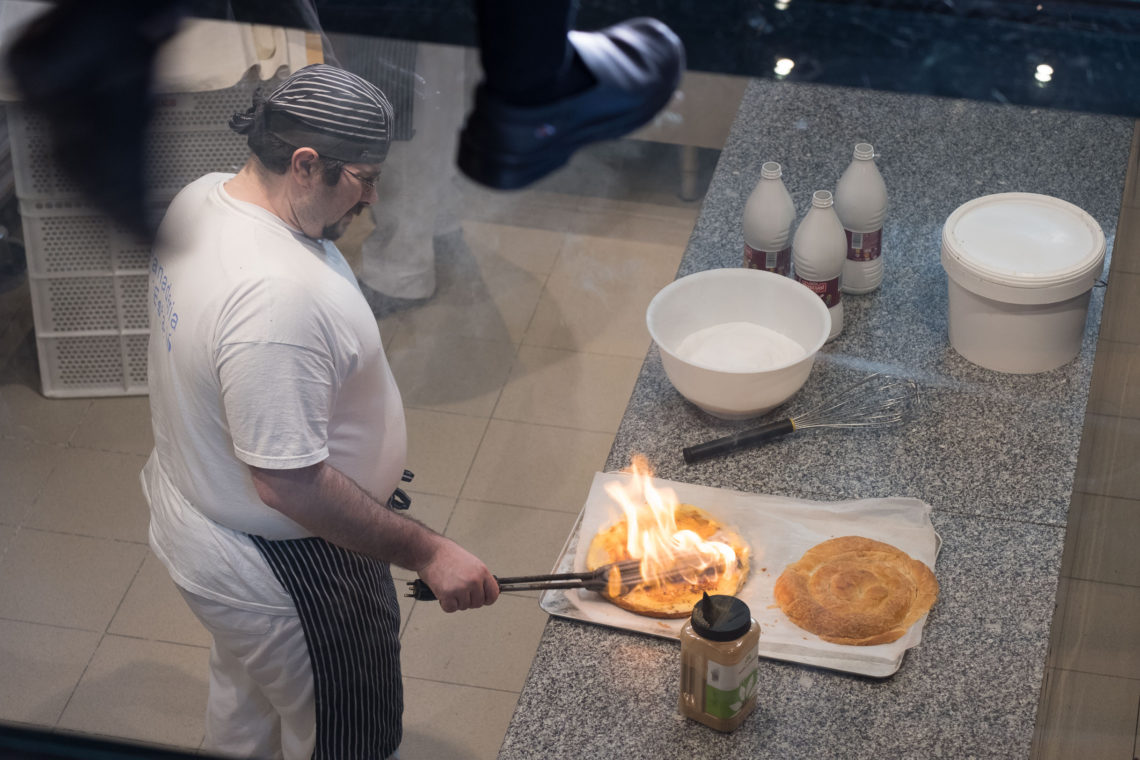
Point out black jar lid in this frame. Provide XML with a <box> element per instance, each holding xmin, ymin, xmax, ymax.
<box><xmin>691</xmin><ymin>592</ymin><xmax>752</xmax><ymax>642</ymax></box>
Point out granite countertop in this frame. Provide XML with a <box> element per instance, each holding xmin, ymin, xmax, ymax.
<box><xmin>497</xmin><ymin>80</ymin><xmax>1133</xmax><ymax>759</ymax></box>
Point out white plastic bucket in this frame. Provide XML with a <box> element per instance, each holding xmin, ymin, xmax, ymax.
<box><xmin>941</xmin><ymin>193</ymin><xmax>1106</xmax><ymax>374</ymax></box>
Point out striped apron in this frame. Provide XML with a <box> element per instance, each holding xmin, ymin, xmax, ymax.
<box><xmin>251</xmin><ymin>535</ymin><xmax>402</xmax><ymax>759</ymax></box>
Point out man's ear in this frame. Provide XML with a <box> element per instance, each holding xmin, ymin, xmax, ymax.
<box><xmin>290</xmin><ymin>147</ymin><xmax>321</xmax><ymax>185</ymax></box>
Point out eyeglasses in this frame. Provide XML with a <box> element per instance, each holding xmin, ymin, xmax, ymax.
<box><xmin>342</xmin><ymin>167</ymin><xmax>380</xmax><ymax>192</ymax></box>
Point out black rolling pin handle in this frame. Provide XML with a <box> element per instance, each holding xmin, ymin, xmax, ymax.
<box><xmin>407</xmin><ymin>577</ymin><xmax>509</xmax><ymax>601</ymax></box>
<box><xmin>407</xmin><ymin>579</ymin><xmax>437</xmax><ymax>600</ymax></box>
<box><xmin>682</xmin><ymin>418</ymin><xmax>796</xmax><ymax>464</ymax></box>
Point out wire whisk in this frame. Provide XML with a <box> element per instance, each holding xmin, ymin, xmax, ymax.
<box><xmin>682</xmin><ymin>373</ymin><xmax>920</xmax><ymax>464</ymax></box>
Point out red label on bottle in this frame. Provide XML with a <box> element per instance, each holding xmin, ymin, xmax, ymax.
<box><xmin>845</xmin><ymin>228</ymin><xmax>882</xmax><ymax>262</ymax></box>
<box><xmin>743</xmin><ymin>244</ymin><xmax>792</xmax><ymax>276</ymax></box>
<box><xmin>795</xmin><ymin>275</ymin><xmax>841</xmax><ymax>308</ymax></box>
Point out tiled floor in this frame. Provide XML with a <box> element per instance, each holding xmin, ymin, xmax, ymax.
<box><xmin>0</xmin><ymin>44</ymin><xmax>1138</xmax><ymax>760</ymax></box>
<box><xmin>1031</xmin><ymin>126</ymin><xmax>1140</xmax><ymax>760</ymax></box>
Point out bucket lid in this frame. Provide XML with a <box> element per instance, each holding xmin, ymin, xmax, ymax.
<box><xmin>941</xmin><ymin>193</ymin><xmax>1105</xmax><ymax>305</ymax></box>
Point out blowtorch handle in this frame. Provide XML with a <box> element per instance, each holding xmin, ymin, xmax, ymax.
<box><xmin>408</xmin><ymin>579</ymin><xmax>439</xmax><ymax>601</ymax></box>
<box><xmin>682</xmin><ymin>418</ymin><xmax>796</xmax><ymax>464</ymax></box>
<box><xmin>407</xmin><ymin>571</ymin><xmax>602</xmax><ymax>601</ymax></box>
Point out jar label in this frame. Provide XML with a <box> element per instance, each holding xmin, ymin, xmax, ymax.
<box><xmin>704</xmin><ymin>653</ymin><xmax>760</xmax><ymax>720</ymax></box>
<box><xmin>795</xmin><ymin>275</ymin><xmax>841</xmax><ymax>308</ymax></box>
<box><xmin>744</xmin><ymin>244</ymin><xmax>791</xmax><ymax>276</ymax></box>
<box><xmin>845</xmin><ymin>228</ymin><xmax>882</xmax><ymax>262</ymax></box>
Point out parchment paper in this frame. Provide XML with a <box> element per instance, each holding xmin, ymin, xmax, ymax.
<box><xmin>539</xmin><ymin>471</ymin><xmax>942</xmax><ymax>678</ymax></box>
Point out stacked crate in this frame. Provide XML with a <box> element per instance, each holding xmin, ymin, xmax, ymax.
<box><xmin>10</xmin><ymin>72</ymin><xmax>271</xmax><ymax>396</ymax></box>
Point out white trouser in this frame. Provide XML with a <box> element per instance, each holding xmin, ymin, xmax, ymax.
<box><xmin>359</xmin><ymin>43</ymin><xmax>465</xmax><ymax>300</ymax></box>
<box><xmin>179</xmin><ymin>589</ymin><xmax>317</xmax><ymax>760</ymax></box>
<box><xmin>180</xmin><ymin>590</ymin><xmax>402</xmax><ymax>760</ymax></box>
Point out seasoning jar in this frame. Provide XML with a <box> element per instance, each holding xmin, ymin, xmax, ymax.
<box><xmin>678</xmin><ymin>592</ymin><xmax>761</xmax><ymax>732</ymax></box>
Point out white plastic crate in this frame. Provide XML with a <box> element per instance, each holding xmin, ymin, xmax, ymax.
<box><xmin>12</xmin><ymin>73</ymin><xmax>288</xmax><ymax>396</ymax></box>
<box><xmin>20</xmin><ymin>198</ymin><xmax>157</xmax><ymax>276</ymax></box>
<box><xmin>148</xmin><ymin>78</ymin><xmax>271</xmax><ymax>132</ymax></box>
<box><xmin>20</xmin><ymin>198</ymin><xmax>156</xmax><ymax>397</ymax></box>
<box><xmin>8</xmin><ymin>106</ymin><xmax>254</xmax><ymax>200</ymax></box>
<box><xmin>29</xmin><ymin>273</ymin><xmax>149</xmax><ymax>333</ymax></box>
<box><xmin>35</xmin><ymin>332</ymin><xmax>149</xmax><ymax>397</ymax></box>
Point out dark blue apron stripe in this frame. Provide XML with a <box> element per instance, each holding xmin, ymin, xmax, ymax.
<box><xmin>251</xmin><ymin>535</ymin><xmax>402</xmax><ymax>759</ymax></box>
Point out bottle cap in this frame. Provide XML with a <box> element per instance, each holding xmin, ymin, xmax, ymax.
<box><xmin>691</xmin><ymin>592</ymin><xmax>753</xmax><ymax>641</ymax></box>
<box><xmin>811</xmin><ymin>190</ymin><xmax>834</xmax><ymax>208</ymax></box>
<box><xmin>854</xmin><ymin>143</ymin><xmax>875</xmax><ymax>160</ymax></box>
<box><xmin>761</xmin><ymin>161</ymin><xmax>782</xmax><ymax>179</ymax></box>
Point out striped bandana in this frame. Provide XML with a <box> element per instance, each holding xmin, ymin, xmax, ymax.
<box><xmin>230</xmin><ymin>63</ymin><xmax>395</xmax><ymax>163</ymax></box>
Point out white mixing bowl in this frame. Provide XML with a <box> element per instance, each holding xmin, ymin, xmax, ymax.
<box><xmin>646</xmin><ymin>268</ymin><xmax>831</xmax><ymax>419</ymax></box>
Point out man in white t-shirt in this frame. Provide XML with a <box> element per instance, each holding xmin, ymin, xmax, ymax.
<box><xmin>142</xmin><ymin>63</ymin><xmax>499</xmax><ymax>760</ymax></box>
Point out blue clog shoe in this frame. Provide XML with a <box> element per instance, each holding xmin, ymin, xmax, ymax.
<box><xmin>457</xmin><ymin>17</ymin><xmax>685</xmax><ymax>190</ymax></box>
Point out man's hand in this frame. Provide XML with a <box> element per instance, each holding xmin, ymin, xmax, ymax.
<box><xmin>249</xmin><ymin>463</ymin><xmax>500</xmax><ymax>612</ymax></box>
<box><xmin>415</xmin><ymin>538</ymin><xmax>500</xmax><ymax>613</ymax></box>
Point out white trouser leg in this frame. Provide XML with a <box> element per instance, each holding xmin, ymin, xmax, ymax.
<box><xmin>179</xmin><ymin>589</ymin><xmax>316</xmax><ymax>760</ymax></box>
<box><xmin>360</xmin><ymin>43</ymin><xmax>466</xmax><ymax>300</ymax></box>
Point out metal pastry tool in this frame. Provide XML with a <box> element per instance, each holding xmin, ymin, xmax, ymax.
<box><xmin>407</xmin><ymin>555</ymin><xmax>718</xmax><ymax>601</ymax></box>
<box><xmin>682</xmin><ymin>373</ymin><xmax>920</xmax><ymax>464</ymax></box>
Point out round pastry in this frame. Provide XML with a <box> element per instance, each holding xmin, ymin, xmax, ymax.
<box><xmin>774</xmin><ymin>535</ymin><xmax>939</xmax><ymax>646</ymax></box>
<box><xmin>586</xmin><ymin>503</ymin><xmax>750</xmax><ymax>619</ymax></box>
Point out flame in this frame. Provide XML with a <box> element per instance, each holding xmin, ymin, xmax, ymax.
<box><xmin>603</xmin><ymin>455</ymin><xmax>741</xmax><ymax>590</ymax></box>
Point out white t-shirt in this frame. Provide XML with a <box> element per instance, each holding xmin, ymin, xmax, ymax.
<box><xmin>142</xmin><ymin>173</ymin><xmax>406</xmax><ymax>612</ymax></box>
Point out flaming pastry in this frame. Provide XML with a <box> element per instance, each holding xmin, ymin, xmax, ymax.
<box><xmin>586</xmin><ymin>456</ymin><xmax>751</xmax><ymax>618</ymax></box>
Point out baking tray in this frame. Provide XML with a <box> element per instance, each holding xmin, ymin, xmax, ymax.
<box><xmin>539</xmin><ymin>472</ymin><xmax>942</xmax><ymax>678</ymax></box>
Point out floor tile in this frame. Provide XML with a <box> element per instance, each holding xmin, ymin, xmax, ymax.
<box><xmin>0</xmin><ymin>378</ymin><xmax>91</xmax><ymax>446</ymax></box>
<box><xmin>494</xmin><ymin>345</ymin><xmax>644</xmax><ymax>433</ymax></box>
<box><xmin>537</xmin><ymin>155</ymin><xmax>699</xmax><ymax>220</ymax></box>
<box><xmin>333</xmin><ymin>205</ymin><xmax>375</xmax><ymax>276</ymax></box>
<box><xmin>631</xmin><ymin>70</ymin><xmax>749</xmax><ymax>150</ymax></box>
<box><xmin>1122</xmin><ymin>122</ymin><xmax>1139</xmax><ymax>210</ymax></box>
<box><xmin>574</xmin><ymin>193</ymin><xmax>699</xmax><ymax>221</ymax></box>
<box><xmin>1086</xmin><ymin>340</ymin><xmax>1140</xmax><ymax>419</ymax></box>
<box><xmin>377</xmin><ymin>314</ymin><xmax>401</xmax><ymax>348</ymax></box>
<box><xmin>1032</xmin><ymin>668</ymin><xmax>1140</xmax><ymax>760</ymax></box>
<box><xmin>0</xmin><ymin>528</ymin><xmax>146</xmax><ymax>630</ymax></box>
<box><xmin>400</xmin><ymin>592</ymin><xmax>549</xmax><ymax>691</ymax></box>
<box><xmin>0</xmin><ymin>523</ymin><xmax>13</xmax><ymax>558</ymax></box>
<box><xmin>1107</xmin><ymin>199</ymin><xmax>1140</xmax><ymax>275</ymax></box>
<box><xmin>461</xmin><ymin>419</ymin><xmax>614</xmax><ymax>512</ymax></box>
<box><xmin>69</xmin><ymin>396</ymin><xmax>154</xmax><ymax>456</ymax></box>
<box><xmin>0</xmin><ymin>618</ymin><xmax>101</xmax><ymax>725</ymax></box>
<box><xmin>400</xmin><ymin>678</ymin><xmax>519</xmax><ymax>760</ymax></box>
<box><xmin>23</xmin><ymin>447</ymin><xmax>150</xmax><ymax>543</ymax></box>
<box><xmin>524</xmin><ymin>234</ymin><xmax>685</xmax><ymax>357</ymax></box>
<box><xmin>392</xmin><ymin>249</ymin><xmax>546</xmax><ymax>345</ymax></box>
<box><xmin>570</xmin><ymin>200</ymin><xmax>700</xmax><ymax>242</ymax></box>
<box><xmin>0</xmin><ymin>282</ymin><xmax>34</xmax><ymax>369</ymax></box>
<box><xmin>57</xmin><ymin>634</ymin><xmax>209</xmax><ymax>751</ymax></box>
<box><xmin>1043</xmin><ymin>576</ymin><xmax>1071</xmax><ymax>669</ymax></box>
<box><xmin>1063</xmin><ymin>492</ymin><xmax>1140</xmax><ymax>586</ymax></box>
<box><xmin>1052</xmin><ymin>577</ymin><xmax>1140</xmax><ymax>679</ymax></box>
<box><xmin>397</xmin><ymin>592</ymin><xmax>416</xmax><ymax>639</ymax></box>
<box><xmin>387</xmin><ymin>331</ymin><xmax>515</xmax><ymax>418</ymax></box>
<box><xmin>445</xmin><ymin>500</ymin><xmax>580</xmax><ymax>583</ymax></box>
<box><xmin>1074</xmin><ymin>414</ymin><xmax>1140</xmax><ymax>500</ymax></box>
<box><xmin>1099</xmin><ymin>271</ymin><xmax>1140</xmax><ymax>345</ymax></box>
<box><xmin>460</xmin><ymin>220</ymin><xmax>565</xmax><ymax>276</ymax></box>
<box><xmin>403</xmin><ymin>409</ymin><xmax>488</xmax><ymax>499</ymax></box>
<box><xmin>399</xmin><ymin>490</ymin><xmax>458</xmax><ymax>540</ymax></box>
<box><xmin>0</xmin><ymin>437</ymin><xmax>60</xmax><ymax>525</ymax></box>
<box><xmin>1135</xmin><ymin>704</ymin><xmax>1140</xmax><ymax>760</ymax></box>
<box><xmin>456</xmin><ymin>185</ymin><xmax>575</xmax><ymax>234</ymax></box>
<box><xmin>108</xmin><ymin>554</ymin><xmax>211</xmax><ymax>648</ymax></box>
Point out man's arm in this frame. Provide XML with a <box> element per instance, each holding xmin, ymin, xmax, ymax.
<box><xmin>248</xmin><ymin>462</ymin><xmax>499</xmax><ymax>612</ymax></box>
